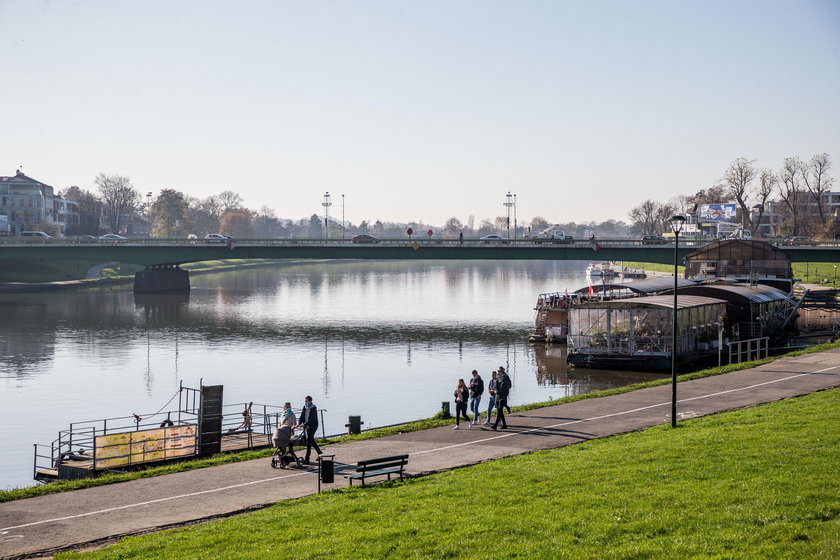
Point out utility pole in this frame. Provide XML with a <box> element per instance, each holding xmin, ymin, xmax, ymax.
<box><xmin>504</xmin><ymin>192</ymin><xmax>513</xmax><ymax>239</ymax></box>
<box><xmin>513</xmin><ymin>193</ymin><xmax>517</xmax><ymax>240</ymax></box>
<box><xmin>342</xmin><ymin>194</ymin><xmax>345</xmax><ymax>240</ymax></box>
<box><xmin>322</xmin><ymin>192</ymin><xmax>332</xmax><ymax>240</ymax></box>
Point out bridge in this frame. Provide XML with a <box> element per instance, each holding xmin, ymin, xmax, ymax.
<box><xmin>2</xmin><ymin>237</ymin><xmax>838</xmax><ymax>292</ymax></box>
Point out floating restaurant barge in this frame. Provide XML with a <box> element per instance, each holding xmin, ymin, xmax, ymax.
<box><xmin>533</xmin><ymin>240</ymin><xmax>807</xmax><ymax>372</ymax></box>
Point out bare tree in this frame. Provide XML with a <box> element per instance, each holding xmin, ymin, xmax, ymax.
<box><xmin>723</xmin><ymin>158</ymin><xmax>757</xmax><ymax>231</ymax></box>
<box><xmin>94</xmin><ymin>173</ymin><xmax>141</xmax><ymax>234</ymax></box>
<box><xmin>59</xmin><ymin>186</ymin><xmax>101</xmax><ymax>235</ymax></box>
<box><xmin>778</xmin><ymin>157</ymin><xmax>805</xmax><ymax>236</ymax></box>
<box><xmin>628</xmin><ymin>199</ymin><xmax>662</xmax><ymax>235</ymax></box>
<box><xmin>801</xmin><ymin>153</ymin><xmax>834</xmax><ymax>226</ymax></box>
<box><xmin>217</xmin><ymin>190</ymin><xmax>243</xmax><ymax>212</ymax></box>
<box><xmin>443</xmin><ymin>217</ymin><xmax>464</xmax><ymax>237</ymax></box>
<box><xmin>752</xmin><ymin>169</ymin><xmax>777</xmax><ymax>237</ymax></box>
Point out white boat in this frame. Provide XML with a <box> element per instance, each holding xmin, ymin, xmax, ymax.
<box><xmin>586</xmin><ymin>262</ymin><xmax>618</xmax><ymax>277</ymax></box>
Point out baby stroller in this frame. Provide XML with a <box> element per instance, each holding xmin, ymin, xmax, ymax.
<box><xmin>270</xmin><ymin>425</ymin><xmax>305</xmax><ymax>469</ymax></box>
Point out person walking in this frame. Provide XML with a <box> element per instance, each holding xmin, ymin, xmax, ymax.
<box><xmin>498</xmin><ymin>366</ymin><xmax>512</xmax><ymax>413</ymax></box>
<box><xmin>295</xmin><ymin>395</ymin><xmax>322</xmax><ymax>464</ymax></box>
<box><xmin>492</xmin><ymin>370</ymin><xmax>510</xmax><ymax>431</ymax></box>
<box><xmin>468</xmin><ymin>370</ymin><xmax>484</xmax><ymax>425</ymax></box>
<box><xmin>484</xmin><ymin>370</ymin><xmax>497</xmax><ymax>426</ymax></box>
<box><xmin>453</xmin><ymin>379</ymin><xmax>470</xmax><ymax>430</ymax></box>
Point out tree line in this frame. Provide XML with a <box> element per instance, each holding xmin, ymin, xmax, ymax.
<box><xmin>60</xmin><ymin>175</ymin><xmax>634</xmax><ymax>239</ymax></box>
<box><xmin>628</xmin><ymin>154</ymin><xmax>836</xmax><ymax>238</ymax></box>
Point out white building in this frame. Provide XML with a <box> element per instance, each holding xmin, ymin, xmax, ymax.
<box><xmin>0</xmin><ymin>170</ymin><xmax>78</xmax><ymax>235</ymax></box>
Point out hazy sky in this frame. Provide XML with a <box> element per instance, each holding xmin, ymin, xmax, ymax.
<box><xmin>2</xmin><ymin>0</ymin><xmax>839</xmax><ymax>226</ymax></box>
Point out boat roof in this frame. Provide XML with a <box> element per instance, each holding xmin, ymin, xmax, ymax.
<box><xmin>573</xmin><ymin>294</ymin><xmax>727</xmax><ymax>310</ymax></box>
<box><xmin>573</xmin><ymin>277</ymin><xmax>697</xmax><ymax>295</ymax></box>
<box><xmin>676</xmin><ymin>283</ymin><xmax>790</xmax><ymax>303</ymax></box>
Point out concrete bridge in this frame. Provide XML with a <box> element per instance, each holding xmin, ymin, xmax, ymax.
<box><xmin>2</xmin><ymin>237</ymin><xmax>837</xmax><ymax>292</ymax></box>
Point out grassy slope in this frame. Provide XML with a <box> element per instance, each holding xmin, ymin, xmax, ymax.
<box><xmin>58</xmin><ymin>387</ymin><xmax>840</xmax><ymax>559</ymax></box>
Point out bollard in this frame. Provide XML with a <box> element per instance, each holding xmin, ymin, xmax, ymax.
<box><xmin>345</xmin><ymin>415</ymin><xmax>364</xmax><ymax>435</ymax></box>
<box><xmin>441</xmin><ymin>401</ymin><xmax>450</xmax><ymax>418</ymax></box>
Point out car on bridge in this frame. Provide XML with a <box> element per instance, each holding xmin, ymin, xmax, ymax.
<box><xmin>641</xmin><ymin>234</ymin><xmax>668</xmax><ymax>245</ymax></box>
<box><xmin>480</xmin><ymin>235</ymin><xmax>509</xmax><ymax>244</ymax></box>
<box><xmin>780</xmin><ymin>236</ymin><xmax>817</xmax><ymax>246</ymax></box>
<box><xmin>98</xmin><ymin>234</ymin><xmax>127</xmax><ymax>243</ymax></box>
<box><xmin>351</xmin><ymin>234</ymin><xmax>380</xmax><ymax>244</ymax></box>
<box><xmin>204</xmin><ymin>233</ymin><xmax>233</xmax><ymax>243</ymax></box>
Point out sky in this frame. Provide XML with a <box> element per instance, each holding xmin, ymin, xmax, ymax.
<box><xmin>1</xmin><ymin>0</ymin><xmax>839</xmax><ymax>227</ymax></box>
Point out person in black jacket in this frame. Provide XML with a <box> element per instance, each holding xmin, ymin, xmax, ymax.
<box><xmin>295</xmin><ymin>395</ymin><xmax>322</xmax><ymax>463</ymax></box>
<box><xmin>492</xmin><ymin>370</ymin><xmax>511</xmax><ymax>431</ymax></box>
<box><xmin>453</xmin><ymin>379</ymin><xmax>470</xmax><ymax>430</ymax></box>
<box><xmin>468</xmin><ymin>370</ymin><xmax>484</xmax><ymax>425</ymax></box>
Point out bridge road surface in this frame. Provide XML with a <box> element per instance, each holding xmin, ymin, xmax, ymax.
<box><xmin>2</xmin><ymin>348</ymin><xmax>838</xmax><ymax>559</ymax></box>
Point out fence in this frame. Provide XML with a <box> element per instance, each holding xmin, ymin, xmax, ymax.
<box><xmin>728</xmin><ymin>337</ymin><xmax>769</xmax><ymax>364</ymax></box>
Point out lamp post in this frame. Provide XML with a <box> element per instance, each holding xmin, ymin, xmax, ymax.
<box><xmin>668</xmin><ymin>214</ymin><xmax>686</xmax><ymax>428</ymax></box>
<box><xmin>504</xmin><ymin>192</ymin><xmax>513</xmax><ymax>239</ymax></box>
<box><xmin>513</xmin><ymin>193</ymin><xmax>517</xmax><ymax>241</ymax></box>
<box><xmin>341</xmin><ymin>194</ymin><xmax>345</xmax><ymax>240</ymax></box>
<box><xmin>322</xmin><ymin>192</ymin><xmax>332</xmax><ymax>240</ymax></box>
<box><xmin>834</xmin><ymin>265</ymin><xmax>837</xmax><ymax>286</ymax></box>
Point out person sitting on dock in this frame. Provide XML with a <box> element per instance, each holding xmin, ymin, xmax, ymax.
<box><xmin>228</xmin><ymin>402</ymin><xmax>253</xmax><ymax>433</ymax></box>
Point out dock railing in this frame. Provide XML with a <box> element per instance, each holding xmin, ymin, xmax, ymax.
<box><xmin>34</xmin><ymin>401</ymin><xmax>287</xmax><ymax>481</ymax></box>
<box><xmin>728</xmin><ymin>337</ymin><xmax>769</xmax><ymax>364</ymax></box>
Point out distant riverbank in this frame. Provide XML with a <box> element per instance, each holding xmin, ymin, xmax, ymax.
<box><xmin>0</xmin><ymin>258</ymin><xmax>335</xmax><ymax>293</ymax></box>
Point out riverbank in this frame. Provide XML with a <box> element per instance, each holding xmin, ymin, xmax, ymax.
<box><xmin>2</xmin><ymin>338</ymin><xmax>837</xmax><ymax>504</ymax></box>
<box><xmin>2</xmin><ymin>344</ymin><xmax>837</xmax><ymax>558</ymax></box>
<box><xmin>59</xmin><ymin>389</ymin><xmax>840</xmax><ymax>560</ymax></box>
<box><xmin>0</xmin><ymin>258</ymin><xmax>332</xmax><ymax>293</ymax></box>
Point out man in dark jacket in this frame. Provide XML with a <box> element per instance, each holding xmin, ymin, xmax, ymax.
<box><xmin>296</xmin><ymin>395</ymin><xmax>322</xmax><ymax>464</ymax></box>
<box><xmin>468</xmin><ymin>370</ymin><xmax>484</xmax><ymax>425</ymax></box>
<box><xmin>492</xmin><ymin>369</ymin><xmax>511</xmax><ymax>430</ymax></box>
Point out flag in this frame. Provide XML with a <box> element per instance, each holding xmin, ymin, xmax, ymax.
<box><xmin>226</xmin><ymin>240</ymin><xmax>235</xmax><ymax>250</ymax></box>
<box><xmin>592</xmin><ymin>242</ymin><xmax>601</xmax><ymax>252</ymax></box>
<box><xmin>588</xmin><ymin>284</ymin><xmax>593</xmax><ymax>297</ymax></box>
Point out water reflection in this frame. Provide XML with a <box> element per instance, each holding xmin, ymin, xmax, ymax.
<box><xmin>2</xmin><ymin>259</ymin><xmax>664</xmax><ymax>489</ymax></box>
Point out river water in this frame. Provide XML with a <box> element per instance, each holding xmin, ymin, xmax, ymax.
<box><xmin>0</xmin><ymin>260</ymin><xmax>661</xmax><ymax>489</ymax></box>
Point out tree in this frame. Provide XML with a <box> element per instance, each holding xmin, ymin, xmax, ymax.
<box><xmin>443</xmin><ymin>217</ymin><xmax>464</xmax><ymax>237</ymax></box>
<box><xmin>307</xmin><ymin>214</ymin><xmax>324</xmax><ymax>238</ymax></box>
<box><xmin>778</xmin><ymin>157</ymin><xmax>805</xmax><ymax>236</ymax></box>
<box><xmin>219</xmin><ymin>209</ymin><xmax>255</xmax><ymax>238</ymax></box>
<box><xmin>801</xmin><ymin>153</ymin><xmax>834</xmax><ymax>226</ymax></box>
<box><xmin>752</xmin><ymin>169</ymin><xmax>777</xmax><ymax>237</ymax></box>
<box><xmin>60</xmin><ymin>186</ymin><xmax>101</xmax><ymax>236</ymax></box>
<box><xmin>723</xmin><ymin>158</ymin><xmax>757</xmax><ymax>231</ymax></box>
<box><xmin>530</xmin><ymin>216</ymin><xmax>550</xmax><ymax>232</ymax></box>
<box><xmin>186</xmin><ymin>195</ymin><xmax>223</xmax><ymax>235</ymax></box>
<box><xmin>150</xmin><ymin>189</ymin><xmax>189</xmax><ymax>238</ymax></box>
<box><xmin>33</xmin><ymin>221</ymin><xmax>61</xmax><ymax>236</ymax></box>
<box><xmin>477</xmin><ymin>219</ymin><xmax>495</xmax><ymax>236</ymax></box>
<box><xmin>95</xmin><ymin>173</ymin><xmax>141</xmax><ymax>234</ymax></box>
<box><xmin>628</xmin><ymin>200</ymin><xmax>662</xmax><ymax>235</ymax></box>
<box><xmin>217</xmin><ymin>190</ymin><xmax>243</xmax><ymax>212</ymax></box>
<box><xmin>254</xmin><ymin>205</ymin><xmax>286</xmax><ymax>237</ymax></box>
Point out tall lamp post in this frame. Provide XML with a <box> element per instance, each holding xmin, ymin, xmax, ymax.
<box><xmin>504</xmin><ymin>192</ymin><xmax>513</xmax><ymax>239</ymax></box>
<box><xmin>513</xmin><ymin>193</ymin><xmax>517</xmax><ymax>240</ymax></box>
<box><xmin>322</xmin><ymin>192</ymin><xmax>332</xmax><ymax>240</ymax></box>
<box><xmin>668</xmin><ymin>214</ymin><xmax>686</xmax><ymax>428</ymax></box>
<box><xmin>341</xmin><ymin>194</ymin><xmax>345</xmax><ymax>240</ymax></box>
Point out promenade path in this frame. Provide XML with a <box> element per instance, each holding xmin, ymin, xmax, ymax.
<box><xmin>2</xmin><ymin>348</ymin><xmax>838</xmax><ymax>559</ymax></box>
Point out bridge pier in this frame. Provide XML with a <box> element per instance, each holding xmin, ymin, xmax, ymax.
<box><xmin>133</xmin><ymin>266</ymin><xmax>190</xmax><ymax>294</ymax></box>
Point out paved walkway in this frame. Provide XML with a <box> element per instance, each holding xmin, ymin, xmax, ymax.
<box><xmin>2</xmin><ymin>348</ymin><xmax>839</xmax><ymax>559</ymax></box>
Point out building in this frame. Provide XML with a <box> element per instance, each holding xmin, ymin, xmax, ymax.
<box><xmin>0</xmin><ymin>170</ymin><xmax>78</xmax><ymax>235</ymax></box>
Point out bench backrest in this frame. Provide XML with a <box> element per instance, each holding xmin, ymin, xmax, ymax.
<box><xmin>356</xmin><ymin>454</ymin><xmax>408</xmax><ymax>473</ymax></box>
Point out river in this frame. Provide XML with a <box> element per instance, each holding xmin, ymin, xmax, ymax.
<box><xmin>0</xmin><ymin>259</ymin><xmax>662</xmax><ymax>489</ymax></box>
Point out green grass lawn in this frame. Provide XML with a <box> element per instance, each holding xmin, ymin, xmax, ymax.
<box><xmin>57</xmin><ymin>388</ymin><xmax>840</xmax><ymax>560</ymax></box>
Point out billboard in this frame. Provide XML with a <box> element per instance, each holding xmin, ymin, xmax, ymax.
<box><xmin>698</xmin><ymin>204</ymin><xmax>736</xmax><ymax>222</ymax></box>
<box><xmin>94</xmin><ymin>424</ymin><xmax>197</xmax><ymax>469</ymax></box>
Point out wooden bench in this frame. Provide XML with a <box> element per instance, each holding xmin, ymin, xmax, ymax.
<box><xmin>346</xmin><ymin>454</ymin><xmax>409</xmax><ymax>487</ymax></box>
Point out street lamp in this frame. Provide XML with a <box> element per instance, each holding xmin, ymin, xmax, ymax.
<box><xmin>513</xmin><ymin>193</ymin><xmax>517</xmax><ymax>241</ymax></box>
<box><xmin>322</xmin><ymin>192</ymin><xmax>332</xmax><ymax>240</ymax></box>
<box><xmin>834</xmin><ymin>264</ymin><xmax>837</xmax><ymax>286</ymax></box>
<box><xmin>341</xmin><ymin>194</ymin><xmax>345</xmax><ymax>240</ymax></box>
<box><xmin>668</xmin><ymin>214</ymin><xmax>686</xmax><ymax>428</ymax></box>
<box><xmin>504</xmin><ymin>192</ymin><xmax>513</xmax><ymax>239</ymax></box>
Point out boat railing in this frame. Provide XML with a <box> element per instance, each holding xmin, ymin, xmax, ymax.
<box><xmin>568</xmin><ymin>333</ymin><xmax>697</xmax><ymax>356</ymax></box>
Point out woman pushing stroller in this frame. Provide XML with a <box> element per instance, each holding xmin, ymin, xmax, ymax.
<box><xmin>271</xmin><ymin>402</ymin><xmax>303</xmax><ymax>468</ymax></box>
